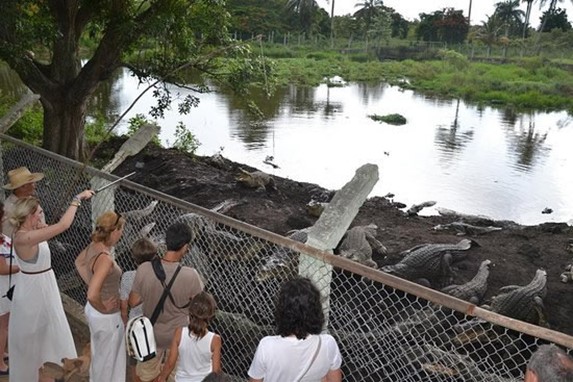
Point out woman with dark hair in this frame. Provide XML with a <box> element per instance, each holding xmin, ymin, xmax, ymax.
<box><xmin>248</xmin><ymin>277</ymin><xmax>343</xmax><ymax>382</ymax></box>
<box><xmin>76</xmin><ymin>211</ymin><xmax>126</xmax><ymax>382</ymax></box>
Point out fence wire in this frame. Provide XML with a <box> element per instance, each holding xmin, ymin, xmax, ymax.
<box><xmin>1</xmin><ymin>134</ymin><xmax>572</xmax><ymax>382</ymax></box>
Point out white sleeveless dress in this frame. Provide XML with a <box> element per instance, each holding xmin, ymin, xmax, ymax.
<box><xmin>9</xmin><ymin>240</ymin><xmax>77</xmax><ymax>381</ymax></box>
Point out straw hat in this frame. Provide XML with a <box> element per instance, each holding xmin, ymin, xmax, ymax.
<box><xmin>2</xmin><ymin>167</ymin><xmax>45</xmax><ymax>190</ymax></box>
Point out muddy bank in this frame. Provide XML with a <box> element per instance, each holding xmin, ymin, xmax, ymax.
<box><xmin>98</xmin><ymin>138</ymin><xmax>573</xmax><ymax>336</ymax></box>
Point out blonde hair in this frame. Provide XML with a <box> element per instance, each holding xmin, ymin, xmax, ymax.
<box><xmin>9</xmin><ymin>197</ymin><xmax>40</xmax><ymax>230</ymax></box>
<box><xmin>91</xmin><ymin>211</ymin><xmax>125</xmax><ymax>243</ymax></box>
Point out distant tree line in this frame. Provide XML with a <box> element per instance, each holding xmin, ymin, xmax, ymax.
<box><xmin>227</xmin><ymin>0</ymin><xmax>572</xmax><ymax>46</ymax></box>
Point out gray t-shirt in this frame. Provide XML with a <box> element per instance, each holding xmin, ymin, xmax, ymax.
<box><xmin>132</xmin><ymin>261</ymin><xmax>204</xmax><ymax>349</ymax></box>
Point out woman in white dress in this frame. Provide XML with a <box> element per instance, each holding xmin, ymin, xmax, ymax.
<box><xmin>8</xmin><ymin>190</ymin><xmax>94</xmax><ymax>381</ymax></box>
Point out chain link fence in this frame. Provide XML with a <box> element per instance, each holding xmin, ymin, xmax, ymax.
<box><xmin>1</xmin><ymin>134</ymin><xmax>572</xmax><ymax>381</ymax></box>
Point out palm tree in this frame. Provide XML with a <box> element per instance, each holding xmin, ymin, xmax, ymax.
<box><xmin>468</xmin><ymin>0</ymin><xmax>473</xmax><ymax>24</ymax></box>
<box><xmin>521</xmin><ymin>0</ymin><xmax>536</xmax><ymax>38</ymax></box>
<box><xmin>354</xmin><ymin>0</ymin><xmax>384</xmax><ymax>33</ymax></box>
<box><xmin>477</xmin><ymin>14</ymin><xmax>503</xmax><ymax>56</ymax></box>
<box><xmin>286</xmin><ymin>0</ymin><xmax>319</xmax><ymax>37</ymax></box>
<box><xmin>327</xmin><ymin>0</ymin><xmax>336</xmax><ymax>47</ymax></box>
<box><xmin>494</xmin><ymin>0</ymin><xmax>525</xmax><ymax>37</ymax></box>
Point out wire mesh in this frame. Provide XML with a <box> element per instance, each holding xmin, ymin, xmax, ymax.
<box><xmin>1</xmin><ymin>134</ymin><xmax>572</xmax><ymax>381</ymax></box>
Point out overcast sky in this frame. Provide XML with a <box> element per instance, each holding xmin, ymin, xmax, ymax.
<box><xmin>317</xmin><ymin>0</ymin><xmax>573</xmax><ymax>27</ymax></box>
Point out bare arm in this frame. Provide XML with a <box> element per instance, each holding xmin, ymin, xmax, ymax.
<box><xmin>155</xmin><ymin>327</ymin><xmax>182</xmax><ymax>382</ymax></box>
<box><xmin>323</xmin><ymin>369</ymin><xmax>342</xmax><ymax>382</ymax></box>
<box><xmin>128</xmin><ymin>290</ymin><xmax>142</xmax><ymax>308</ymax></box>
<box><xmin>0</xmin><ymin>256</ymin><xmax>18</xmax><ymax>276</ymax></box>
<box><xmin>87</xmin><ymin>254</ymin><xmax>117</xmax><ymax>313</ymax></box>
<box><xmin>14</xmin><ymin>190</ymin><xmax>94</xmax><ymax>260</ymax></box>
<box><xmin>249</xmin><ymin>378</ymin><xmax>263</xmax><ymax>382</ymax></box>
<box><xmin>211</xmin><ymin>334</ymin><xmax>222</xmax><ymax>373</ymax></box>
<box><xmin>120</xmin><ymin>299</ymin><xmax>128</xmax><ymax>325</ymax></box>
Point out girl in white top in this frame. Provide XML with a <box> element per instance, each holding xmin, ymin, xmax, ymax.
<box><xmin>157</xmin><ymin>291</ymin><xmax>222</xmax><ymax>382</ymax></box>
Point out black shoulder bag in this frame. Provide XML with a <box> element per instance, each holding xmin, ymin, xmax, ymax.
<box><xmin>149</xmin><ymin>262</ymin><xmax>182</xmax><ymax>325</ymax></box>
<box><xmin>3</xmin><ymin>235</ymin><xmax>15</xmax><ymax>301</ymax></box>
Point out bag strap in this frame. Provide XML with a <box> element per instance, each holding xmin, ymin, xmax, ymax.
<box><xmin>149</xmin><ymin>264</ymin><xmax>182</xmax><ymax>325</ymax></box>
<box><xmin>8</xmin><ymin>234</ymin><xmax>14</xmax><ymax>289</ymax></box>
<box><xmin>152</xmin><ymin>258</ymin><xmax>189</xmax><ymax>310</ymax></box>
<box><xmin>296</xmin><ymin>335</ymin><xmax>322</xmax><ymax>382</ymax></box>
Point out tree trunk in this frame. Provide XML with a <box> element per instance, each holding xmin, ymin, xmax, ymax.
<box><xmin>41</xmin><ymin>98</ymin><xmax>88</xmax><ymax>160</ymax></box>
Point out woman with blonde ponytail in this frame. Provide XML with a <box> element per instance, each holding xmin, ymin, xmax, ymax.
<box><xmin>75</xmin><ymin>211</ymin><xmax>126</xmax><ymax>382</ymax></box>
<box><xmin>9</xmin><ymin>189</ymin><xmax>94</xmax><ymax>382</ymax></box>
<box><xmin>155</xmin><ymin>292</ymin><xmax>222</xmax><ymax>382</ymax></box>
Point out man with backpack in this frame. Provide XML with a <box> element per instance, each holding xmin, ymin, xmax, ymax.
<box><xmin>129</xmin><ymin>222</ymin><xmax>204</xmax><ymax>382</ymax></box>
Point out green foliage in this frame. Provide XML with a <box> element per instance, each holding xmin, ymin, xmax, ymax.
<box><xmin>369</xmin><ymin>113</ymin><xmax>407</xmax><ymax>125</ymax></box>
<box><xmin>417</xmin><ymin>8</ymin><xmax>469</xmax><ymax>44</ymax></box>
<box><xmin>540</xmin><ymin>7</ymin><xmax>572</xmax><ymax>32</ymax></box>
<box><xmin>0</xmin><ymin>92</ymin><xmax>43</xmax><ymax>144</ymax></box>
<box><xmin>438</xmin><ymin>49</ymin><xmax>469</xmax><ymax>70</ymax></box>
<box><xmin>126</xmin><ymin>114</ymin><xmax>161</xmax><ymax>146</ymax></box>
<box><xmin>85</xmin><ymin>113</ymin><xmax>110</xmax><ymax>147</ymax></box>
<box><xmin>172</xmin><ymin>121</ymin><xmax>200</xmax><ymax>154</ymax></box>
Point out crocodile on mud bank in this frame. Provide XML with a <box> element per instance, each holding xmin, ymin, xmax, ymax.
<box><xmin>381</xmin><ymin>239</ymin><xmax>479</xmax><ymax>288</ymax></box>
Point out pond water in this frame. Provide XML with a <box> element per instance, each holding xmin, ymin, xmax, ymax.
<box><xmin>1</xmin><ymin>65</ymin><xmax>572</xmax><ymax>225</ymax></box>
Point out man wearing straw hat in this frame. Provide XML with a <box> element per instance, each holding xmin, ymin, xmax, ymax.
<box><xmin>2</xmin><ymin>166</ymin><xmax>46</xmax><ymax>236</ymax></box>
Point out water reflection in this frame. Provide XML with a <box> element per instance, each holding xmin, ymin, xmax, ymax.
<box><xmin>1</xmin><ymin>64</ymin><xmax>572</xmax><ymax>224</ymax></box>
<box><xmin>504</xmin><ymin>116</ymin><xmax>550</xmax><ymax>172</ymax></box>
<box><xmin>434</xmin><ymin>99</ymin><xmax>475</xmax><ymax>162</ymax></box>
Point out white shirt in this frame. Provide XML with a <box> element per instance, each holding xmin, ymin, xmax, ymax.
<box><xmin>248</xmin><ymin>334</ymin><xmax>342</xmax><ymax>382</ymax></box>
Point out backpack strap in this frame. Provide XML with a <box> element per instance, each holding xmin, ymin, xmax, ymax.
<box><xmin>149</xmin><ymin>264</ymin><xmax>182</xmax><ymax>325</ymax></box>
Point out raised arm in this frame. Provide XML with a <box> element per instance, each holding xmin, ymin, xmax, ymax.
<box><xmin>14</xmin><ymin>190</ymin><xmax>94</xmax><ymax>248</ymax></box>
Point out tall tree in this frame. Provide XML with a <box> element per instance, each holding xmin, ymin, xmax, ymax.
<box><xmin>476</xmin><ymin>14</ymin><xmax>503</xmax><ymax>56</ymax></box>
<box><xmin>0</xmin><ymin>0</ymin><xmax>236</xmax><ymax>160</ymax></box>
<box><xmin>285</xmin><ymin>0</ymin><xmax>319</xmax><ymax>36</ymax></box>
<box><xmin>539</xmin><ymin>7</ymin><xmax>572</xmax><ymax>31</ymax></box>
<box><xmin>522</xmin><ymin>0</ymin><xmax>536</xmax><ymax>37</ymax></box>
<box><xmin>354</xmin><ymin>0</ymin><xmax>384</xmax><ymax>34</ymax></box>
<box><xmin>494</xmin><ymin>0</ymin><xmax>525</xmax><ymax>37</ymax></box>
<box><xmin>536</xmin><ymin>0</ymin><xmax>570</xmax><ymax>32</ymax></box>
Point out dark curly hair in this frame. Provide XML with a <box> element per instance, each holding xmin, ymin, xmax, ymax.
<box><xmin>275</xmin><ymin>277</ymin><xmax>324</xmax><ymax>339</ymax></box>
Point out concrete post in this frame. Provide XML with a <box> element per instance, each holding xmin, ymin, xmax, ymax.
<box><xmin>299</xmin><ymin>163</ymin><xmax>379</xmax><ymax>328</ymax></box>
<box><xmin>91</xmin><ymin>124</ymin><xmax>160</xmax><ymax>255</ymax></box>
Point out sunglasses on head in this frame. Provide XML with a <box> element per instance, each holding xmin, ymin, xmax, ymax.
<box><xmin>113</xmin><ymin>211</ymin><xmax>122</xmax><ymax>229</ymax></box>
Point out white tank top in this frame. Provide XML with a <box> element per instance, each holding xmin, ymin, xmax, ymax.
<box><xmin>175</xmin><ymin>327</ymin><xmax>215</xmax><ymax>382</ymax></box>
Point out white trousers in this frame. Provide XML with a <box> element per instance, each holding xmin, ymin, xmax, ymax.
<box><xmin>85</xmin><ymin>302</ymin><xmax>126</xmax><ymax>382</ymax></box>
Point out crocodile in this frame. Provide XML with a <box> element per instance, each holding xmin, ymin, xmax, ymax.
<box><xmin>306</xmin><ymin>200</ymin><xmax>328</xmax><ymax>217</ymax></box>
<box><xmin>406</xmin><ymin>200</ymin><xmax>437</xmax><ymax>216</ymax></box>
<box><xmin>256</xmin><ymin>229</ymin><xmax>309</xmax><ymax>281</ymax></box>
<box><xmin>433</xmin><ymin>222</ymin><xmax>502</xmax><ymax>236</ymax></box>
<box><xmin>453</xmin><ymin>269</ymin><xmax>549</xmax><ymax>346</ymax></box>
<box><xmin>561</xmin><ymin>264</ymin><xmax>573</xmax><ymax>283</ymax></box>
<box><xmin>441</xmin><ymin>259</ymin><xmax>491</xmax><ymax>304</ymax></box>
<box><xmin>381</xmin><ymin>239</ymin><xmax>478</xmax><ymax>288</ymax></box>
<box><xmin>237</xmin><ymin>168</ymin><xmax>276</xmax><ymax>192</ymax></box>
<box><xmin>337</xmin><ymin>224</ymin><xmax>387</xmax><ymax>268</ymax></box>
<box><xmin>486</xmin><ymin>269</ymin><xmax>548</xmax><ymax>325</ymax></box>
